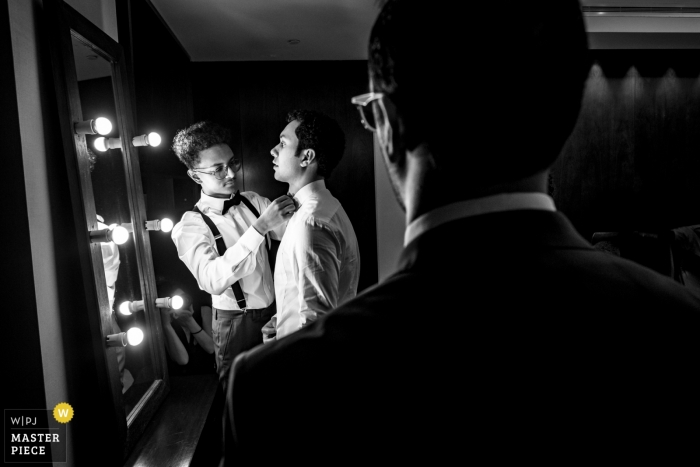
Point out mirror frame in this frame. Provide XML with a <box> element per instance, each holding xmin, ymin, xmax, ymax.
<box><xmin>46</xmin><ymin>0</ymin><xmax>169</xmax><ymax>458</ymax></box>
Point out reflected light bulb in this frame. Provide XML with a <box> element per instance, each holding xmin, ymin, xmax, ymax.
<box><xmin>119</xmin><ymin>301</ymin><xmax>132</xmax><ymax>316</ymax></box>
<box><xmin>160</xmin><ymin>218</ymin><xmax>173</xmax><ymax>233</ymax></box>
<box><xmin>94</xmin><ymin>117</ymin><xmax>112</xmax><ymax>135</ymax></box>
<box><xmin>147</xmin><ymin>132</ymin><xmax>162</xmax><ymax>147</ymax></box>
<box><xmin>111</xmin><ymin>225</ymin><xmax>129</xmax><ymax>245</ymax></box>
<box><xmin>126</xmin><ymin>327</ymin><xmax>144</xmax><ymax>346</ymax></box>
<box><xmin>170</xmin><ymin>295</ymin><xmax>184</xmax><ymax>310</ymax></box>
<box><xmin>94</xmin><ymin>137</ymin><xmax>107</xmax><ymax>152</ymax></box>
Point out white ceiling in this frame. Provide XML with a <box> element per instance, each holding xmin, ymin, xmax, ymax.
<box><xmin>64</xmin><ymin>0</ymin><xmax>700</xmax><ymax>62</ymax></box>
<box><xmin>150</xmin><ymin>0</ymin><xmax>380</xmax><ymax>61</ymax></box>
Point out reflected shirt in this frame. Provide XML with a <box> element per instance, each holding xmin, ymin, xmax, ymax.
<box><xmin>275</xmin><ymin>180</ymin><xmax>360</xmax><ymax>340</ymax></box>
<box><xmin>172</xmin><ymin>191</ymin><xmax>285</xmax><ymax>311</ymax></box>
<box><xmin>97</xmin><ymin>214</ymin><xmax>120</xmax><ymax>311</ymax></box>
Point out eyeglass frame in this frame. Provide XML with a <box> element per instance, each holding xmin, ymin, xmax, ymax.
<box><xmin>351</xmin><ymin>92</ymin><xmax>385</xmax><ymax>132</ymax></box>
<box><xmin>190</xmin><ymin>157</ymin><xmax>242</xmax><ymax>180</ymax></box>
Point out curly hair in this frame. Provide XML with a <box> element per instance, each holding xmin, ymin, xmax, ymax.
<box><xmin>171</xmin><ymin>121</ymin><xmax>231</xmax><ymax>170</ymax></box>
<box><xmin>287</xmin><ymin>110</ymin><xmax>346</xmax><ymax>178</ymax></box>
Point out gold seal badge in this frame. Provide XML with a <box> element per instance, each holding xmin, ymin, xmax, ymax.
<box><xmin>53</xmin><ymin>402</ymin><xmax>74</xmax><ymax>423</ymax></box>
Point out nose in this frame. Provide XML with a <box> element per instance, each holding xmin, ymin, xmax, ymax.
<box><xmin>270</xmin><ymin>147</ymin><xmax>278</xmax><ymax>158</ymax></box>
<box><xmin>225</xmin><ymin>165</ymin><xmax>235</xmax><ymax>179</ymax></box>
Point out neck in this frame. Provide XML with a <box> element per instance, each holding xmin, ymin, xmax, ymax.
<box><xmin>203</xmin><ymin>188</ymin><xmax>232</xmax><ymax>199</ymax></box>
<box><xmin>288</xmin><ymin>174</ymin><xmax>323</xmax><ymax>196</ymax></box>
<box><xmin>402</xmin><ymin>145</ymin><xmax>550</xmax><ymax>225</ymax></box>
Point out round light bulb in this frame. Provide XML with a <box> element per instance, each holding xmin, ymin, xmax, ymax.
<box><xmin>94</xmin><ymin>117</ymin><xmax>112</xmax><ymax>135</ymax></box>
<box><xmin>147</xmin><ymin>132</ymin><xmax>161</xmax><ymax>147</ymax></box>
<box><xmin>111</xmin><ymin>225</ymin><xmax>129</xmax><ymax>245</ymax></box>
<box><xmin>126</xmin><ymin>327</ymin><xmax>144</xmax><ymax>346</ymax></box>
<box><xmin>160</xmin><ymin>218</ymin><xmax>173</xmax><ymax>233</ymax></box>
<box><xmin>119</xmin><ymin>301</ymin><xmax>132</xmax><ymax>316</ymax></box>
<box><xmin>170</xmin><ymin>295</ymin><xmax>184</xmax><ymax>310</ymax></box>
<box><xmin>94</xmin><ymin>137</ymin><xmax>107</xmax><ymax>152</ymax></box>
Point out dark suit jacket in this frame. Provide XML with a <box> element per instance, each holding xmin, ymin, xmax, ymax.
<box><xmin>222</xmin><ymin>210</ymin><xmax>700</xmax><ymax>465</ymax></box>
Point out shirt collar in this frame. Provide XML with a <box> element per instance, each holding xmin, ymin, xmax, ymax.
<box><xmin>198</xmin><ymin>190</ymin><xmax>233</xmax><ymax>215</ymax></box>
<box><xmin>291</xmin><ymin>180</ymin><xmax>326</xmax><ymax>206</ymax></box>
<box><xmin>404</xmin><ymin>192</ymin><xmax>556</xmax><ymax>246</ymax></box>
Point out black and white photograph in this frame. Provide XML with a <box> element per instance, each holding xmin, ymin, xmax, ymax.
<box><xmin>4</xmin><ymin>0</ymin><xmax>700</xmax><ymax>465</ymax></box>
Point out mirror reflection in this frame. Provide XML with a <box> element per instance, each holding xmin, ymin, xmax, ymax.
<box><xmin>71</xmin><ymin>33</ymin><xmax>156</xmax><ymax>417</ymax></box>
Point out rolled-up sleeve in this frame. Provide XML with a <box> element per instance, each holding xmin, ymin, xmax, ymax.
<box><xmin>293</xmin><ymin>219</ymin><xmax>341</xmax><ymax>326</ymax></box>
<box><xmin>172</xmin><ymin>212</ymin><xmax>265</xmax><ymax>296</ymax></box>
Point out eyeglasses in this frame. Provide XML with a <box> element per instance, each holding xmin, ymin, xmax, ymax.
<box><xmin>191</xmin><ymin>158</ymin><xmax>242</xmax><ymax>180</ymax></box>
<box><xmin>351</xmin><ymin>92</ymin><xmax>384</xmax><ymax>132</ymax></box>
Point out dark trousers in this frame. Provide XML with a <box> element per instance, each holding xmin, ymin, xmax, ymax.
<box><xmin>212</xmin><ymin>302</ymin><xmax>276</xmax><ymax>387</ymax></box>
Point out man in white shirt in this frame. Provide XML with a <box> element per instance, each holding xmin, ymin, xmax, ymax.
<box><xmin>222</xmin><ymin>1</ymin><xmax>700</xmax><ymax>465</ymax></box>
<box><xmin>263</xmin><ymin>109</ymin><xmax>360</xmax><ymax>341</ymax></box>
<box><xmin>170</xmin><ymin>121</ymin><xmax>295</xmax><ymax>384</ymax></box>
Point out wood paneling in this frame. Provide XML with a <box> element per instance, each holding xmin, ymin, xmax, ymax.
<box><xmin>553</xmin><ymin>50</ymin><xmax>700</xmax><ymax>242</ymax></box>
<box><xmin>192</xmin><ymin>61</ymin><xmax>378</xmax><ymax>291</ymax></box>
<box><xmin>119</xmin><ymin>0</ymin><xmax>196</xmax><ymax>292</ymax></box>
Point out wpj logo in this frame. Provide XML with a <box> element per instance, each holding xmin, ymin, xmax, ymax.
<box><xmin>4</xmin><ymin>408</ymin><xmax>68</xmax><ymax>463</ymax></box>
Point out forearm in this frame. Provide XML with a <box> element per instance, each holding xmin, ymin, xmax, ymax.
<box><xmin>178</xmin><ymin>226</ymin><xmax>266</xmax><ymax>295</ymax></box>
<box><xmin>162</xmin><ymin>319</ymin><xmax>189</xmax><ymax>365</ymax></box>
<box><xmin>183</xmin><ymin>317</ymin><xmax>215</xmax><ymax>354</ymax></box>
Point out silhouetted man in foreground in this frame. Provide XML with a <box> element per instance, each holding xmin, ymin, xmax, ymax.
<box><xmin>221</xmin><ymin>1</ymin><xmax>700</xmax><ymax>464</ymax></box>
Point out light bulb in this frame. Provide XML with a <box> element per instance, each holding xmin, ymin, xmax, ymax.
<box><xmin>160</xmin><ymin>218</ymin><xmax>173</xmax><ymax>232</ymax></box>
<box><xmin>170</xmin><ymin>295</ymin><xmax>184</xmax><ymax>310</ymax></box>
<box><xmin>118</xmin><ymin>300</ymin><xmax>144</xmax><ymax>315</ymax></box>
<box><xmin>147</xmin><ymin>132</ymin><xmax>162</xmax><ymax>147</ymax></box>
<box><xmin>111</xmin><ymin>225</ymin><xmax>129</xmax><ymax>245</ymax></box>
<box><xmin>94</xmin><ymin>117</ymin><xmax>112</xmax><ymax>135</ymax></box>
<box><xmin>119</xmin><ymin>301</ymin><xmax>132</xmax><ymax>316</ymax></box>
<box><xmin>126</xmin><ymin>327</ymin><xmax>144</xmax><ymax>346</ymax></box>
<box><xmin>94</xmin><ymin>137</ymin><xmax>107</xmax><ymax>152</ymax></box>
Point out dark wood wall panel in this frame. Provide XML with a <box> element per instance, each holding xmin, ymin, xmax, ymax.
<box><xmin>119</xmin><ymin>0</ymin><xmax>196</xmax><ymax>291</ymax></box>
<box><xmin>553</xmin><ymin>50</ymin><xmax>700</xmax><ymax>242</ymax></box>
<box><xmin>192</xmin><ymin>61</ymin><xmax>378</xmax><ymax>291</ymax></box>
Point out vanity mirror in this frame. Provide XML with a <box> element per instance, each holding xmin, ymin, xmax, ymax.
<box><xmin>46</xmin><ymin>0</ymin><xmax>168</xmax><ymax>459</ymax></box>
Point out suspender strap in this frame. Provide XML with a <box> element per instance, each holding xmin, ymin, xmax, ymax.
<box><xmin>192</xmin><ymin>205</ymin><xmax>248</xmax><ymax>310</ymax></box>
<box><xmin>237</xmin><ymin>195</ymin><xmax>260</xmax><ymax>218</ymax></box>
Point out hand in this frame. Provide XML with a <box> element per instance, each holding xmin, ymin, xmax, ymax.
<box><xmin>160</xmin><ymin>307</ymin><xmax>174</xmax><ymax>323</ymax></box>
<box><xmin>254</xmin><ymin>195</ymin><xmax>296</xmax><ymax>234</ymax></box>
<box><xmin>171</xmin><ymin>306</ymin><xmax>194</xmax><ymax>327</ymax></box>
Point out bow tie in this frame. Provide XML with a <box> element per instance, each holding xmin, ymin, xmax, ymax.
<box><xmin>287</xmin><ymin>192</ymin><xmax>300</xmax><ymax>210</ymax></box>
<box><xmin>222</xmin><ymin>191</ymin><xmax>243</xmax><ymax>214</ymax></box>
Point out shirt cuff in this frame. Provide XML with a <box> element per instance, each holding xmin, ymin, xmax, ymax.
<box><xmin>237</xmin><ymin>224</ymin><xmax>265</xmax><ymax>253</ymax></box>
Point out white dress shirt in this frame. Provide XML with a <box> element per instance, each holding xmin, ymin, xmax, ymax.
<box><xmin>172</xmin><ymin>190</ymin><xmax>285</xmax><ymax>310</ymax></box>
<box><xmin>404</xmin><ymin>192</ymin><xmax>557</xmax><ymax>246</ymax></box>
<box><xmin>275</xmin><ymin>180</ymin><xmax>360</xmax><ymax>339</ymax></box>
<box><xmin>97</xmin><ymin>215</ymin><xmax>120</xmax><ymax>311</ymax></box>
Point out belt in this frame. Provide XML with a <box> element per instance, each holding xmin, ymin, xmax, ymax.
<box><xmin>214</xmin><ymin>304</ymin><xmax>272</xmax><ymax>319</ymax></box>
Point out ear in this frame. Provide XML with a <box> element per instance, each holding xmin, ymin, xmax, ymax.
<box><xmin>299</xmin><ymin>149</ymin><xmax>316</xmax><ymax>168</ymax></box>
<box><xmin>375</xmin><ymin>99</ymin><xmax>395</xmax><ymax>162</ymax></box>
<box><xmin>187</xmin><ymin>170</ymin><xmax>203</xmax><ymax>185</ymax></box>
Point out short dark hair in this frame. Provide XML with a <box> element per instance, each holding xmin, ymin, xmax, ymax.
<box><xmin>172</xmin><ymin>121</ymin><xmax>231</xmax><ymax>170</ymax></box>
<box><xmin>287</xmin><ymin>110</ymin><xmax>346</xmax><ymax>178</ymax></box>
<box><xmin>368</xmin><ymin>0</ymin><xmax>590</xmax><ymax>187</ymax></box>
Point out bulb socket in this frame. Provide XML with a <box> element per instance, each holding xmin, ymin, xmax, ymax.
<box><xmin>106</xmin><ymin>332</ymin><xmax>127</xmax><ymax>347</ymax></box>
<box><xmin>74</xmin><ymin>119</ymin><xmax>97</xmax><ymax>135</ymax></box>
